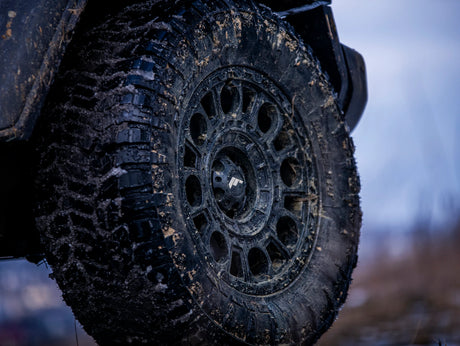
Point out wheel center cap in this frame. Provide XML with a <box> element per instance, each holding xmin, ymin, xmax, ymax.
<box><xmin>212</xmin><ymin>157</ymin><xmax>247</xmax><ymax>216</ymax></box>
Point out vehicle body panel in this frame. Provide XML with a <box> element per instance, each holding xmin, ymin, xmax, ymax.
<box><xmin>0</xmin><ymin>0</ymin><xmax>86</xmax><ymax>141</ymax></box>
<box><xmin>0</xmin><ymin>0</ymin><xmax>344</xmax><ymax>142</ymax></box>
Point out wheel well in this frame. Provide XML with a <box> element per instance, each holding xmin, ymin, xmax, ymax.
<box><xmin>0</xmin><ymin>142</ymin><xmax>43</xmax><ymax>261</ymax></box>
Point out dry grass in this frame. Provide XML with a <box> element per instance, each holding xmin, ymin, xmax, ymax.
<box><xmin>318</xmin><ymin>223</ymin><xmax>460</xmax><ymax>346</ymax></box>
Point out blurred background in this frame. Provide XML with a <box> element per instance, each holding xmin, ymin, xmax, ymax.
<box><xmin>321</xmin><ymin>0</ymin><xmax>460</xmax><ymax>344</ymax></box>
<box><xmin>1</xmin><ymin>0</ymin><xmax>459</xmax><ymax>345</ymax></box>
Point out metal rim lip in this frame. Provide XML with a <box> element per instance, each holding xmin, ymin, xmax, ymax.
<box><xmin>178</xmin><ymin>66</ymin><xmax>319</xmax><ymax>295</ymax></box>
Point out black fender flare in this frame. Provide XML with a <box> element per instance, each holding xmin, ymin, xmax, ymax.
<box><xmin>0</xmin><ymin>0</ymin><xmax>87</xmax><ymax>141</ymax></box>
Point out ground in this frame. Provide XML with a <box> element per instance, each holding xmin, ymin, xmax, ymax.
<box><xmin>1</xmin><ymin>225</ymin><xmax>459</xmax><ymax>345</ymax></box>
<box><xmin>319</xmin><ymin>222</ymin><xmax>460</xmax><ymax>346</ymax></box>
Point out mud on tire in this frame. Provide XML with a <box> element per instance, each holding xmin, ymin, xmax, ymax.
<box><xmin>34</xmin><ymin>0</ymin><xmax>361</xmax><ymax>344</ymax></box>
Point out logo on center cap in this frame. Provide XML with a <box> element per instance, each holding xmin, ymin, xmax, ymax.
<box><xmin>229</xmin><ymin>177</ymin><xmax>244</xmax><ymax>189</ymax></box>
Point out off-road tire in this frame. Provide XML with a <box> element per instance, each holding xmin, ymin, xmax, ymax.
<box><xmin>34</xmin><ymin>0</ymin><xmax>361</xmax><ymax>344</ymax></box>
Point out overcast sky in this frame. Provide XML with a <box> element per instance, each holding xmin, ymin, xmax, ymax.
<box><xmin>332</xmin><ymin>0</ymin><xmax>460</xmax><ymax>232</ymax></box>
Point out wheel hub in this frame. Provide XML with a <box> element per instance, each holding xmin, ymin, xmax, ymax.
<box><xmin>212</xmin><ymin>155</ymin><xmax>248</xmax><ymax>217</ymax></box>
<box><xmin>178</xmin><ymin>67</ymin><xmax>319</xmax><ymax>295</ymax></box>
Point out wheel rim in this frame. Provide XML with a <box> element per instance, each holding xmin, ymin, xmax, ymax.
<box><xmin>178</xmin><ymin>67</ymin><xmax>319</xmax><ymax>295</ymax></box>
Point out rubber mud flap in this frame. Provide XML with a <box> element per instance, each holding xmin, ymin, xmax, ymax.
<box><xmin>34</xmin><ymin>0</ymin><xmax>361</xmax><ymax>344</ymax></box>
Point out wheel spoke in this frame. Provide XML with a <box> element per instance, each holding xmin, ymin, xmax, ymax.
<box><xmin>280</xmin><ymin>147</ymin><xmax>299</xmax><ymax>161</ymax></box>
<box><xmin>241</xmin><ymin>85</ymin><xmax>257</xmax><ymax>115</ymax></box>
<box><xmin>247</xmin><ymin>92</ymin><xmax>265</xmax><ymax>127</ymax></box>
<box><xmin>265</xmin><ymin>236</ymin><xmax>290</xmax><ymax>273</ymax></box>
<box><xmin>183</xmin><ymin>141</ymin><xmax>201</xmax><ymax>169</ymax></box>
<box><xmin>200</xmin><ymin>88</ymin><xmax>219</xmax><ymax>119</ymax></box>
<box><xmin>268</xmin><ymin>232</ymin><xmax>292</xmax><ymax>259</ymax></box>
<box><xmin>199</xmin><ymin>88</ymin><xmax>223</xmax><ymax>130</ymax></box>
<box><xmin>282</xmin><ymin>188</ymin><xmax>306</xmax><ymax>195</ymax></box>
<box><xmin>183</xmin><ymin>166</ymin><xmax>199</xmax><ymax>177</ymax></box>
<box><xmin>191</xmin><ymin>209</ymin><xmax>210</xmax><ymax>236</ymax></box>
<box><xmin>185</xmin><ymin>138</ymin><xmax>205</xmax><ymax>157</ymax></box>
<box><xmin>233</xmin><ymin>79</ymin><xmax>244</xmax><ymax>116</ymax></box>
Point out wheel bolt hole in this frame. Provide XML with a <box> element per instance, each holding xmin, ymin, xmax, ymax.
<box><xmin>210</xmin><ymin>231</ymin><xmax>228</xmax><ymax>263</ymax></box>
<box><xmin>190</xmin><ymin>113</ymin><xmax>207</xmax><ymax>146</ymax></box>
<box><xmin>274</xmin><ymin>129</ymin><xmax>292</xmax><ymax>151</ymax></box>
<box><xmin>213</xmin><ymin>160</ymin><xmax>225</xmax><ymax>173</ymax></box>
<box><xmin>220</xmin><ymin>83</ymin><xmax>239</xmax><ymax>114</ymax></box>
<box><xmin>267</xmin><ymin>241</ymin><xmax>286</xmax><ymax>271</ymax></box>
<box><xmin>276</xmin><ymin>216</ymin><xmax>298</xmax><ymax>249</ymax></box>
<box><xmin>213</xmin><ymin>188</ymin><xmax>225</xmax><ymax>201</ymax></box>
<box><xmin>193</xmin><ymin>213</ymin><xmax>208</xmax><ymax>233</ymax></box>
<box><xmin>248</xmin><ymin>248</ymin><xmax>269</xmax><ymax>277</ymax></box>
<box><xmin>280</xmin><ymin>157</ymin><xmax>300</xmax><ymax>187</ymax></box>
<box><xmin>185</xmin><ymin>175</ymin><xmax>202</xmax><ymax>207</ymax></box>
<box><xmin>258</xmin><ymin>103</ymin><xmax>277</xmax><ymax>133</ymax></box>
<box><xmin>230</xmin><ymin>251</ymin><xmax>243</xmax><ymax>278</ymax></box>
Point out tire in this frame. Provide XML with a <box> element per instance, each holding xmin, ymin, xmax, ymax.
<box><xmin>34</xmin><ymin>0</ymin><xmax>361</xmax><ymax>344</ymax></box>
